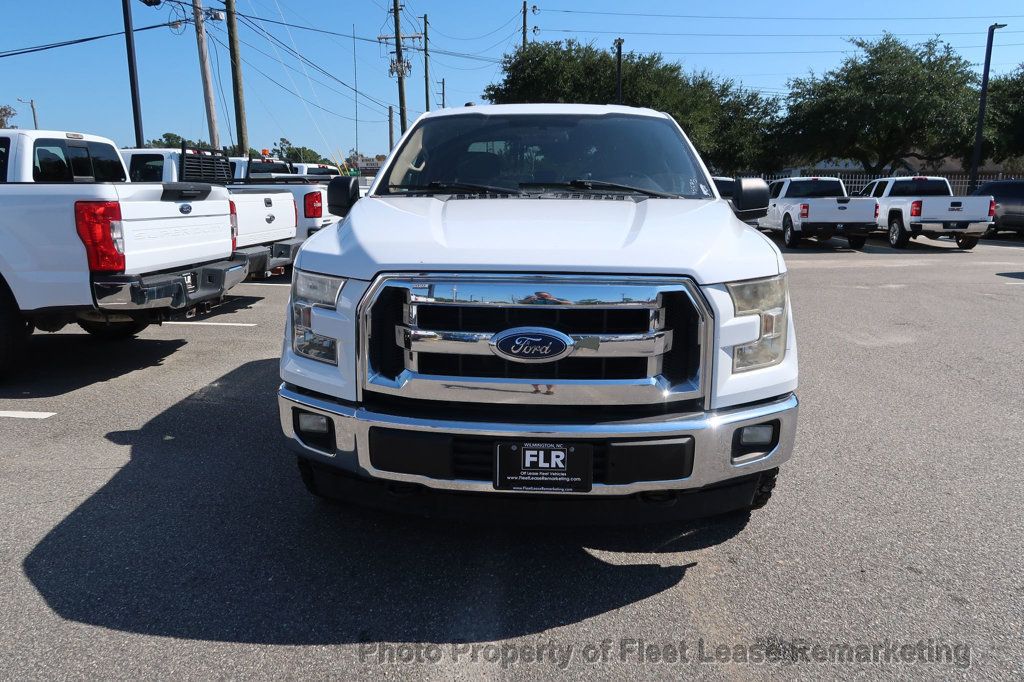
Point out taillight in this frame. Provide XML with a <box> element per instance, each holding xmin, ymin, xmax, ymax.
<box><xmin>799</xmin><ymin>203</ymin><xmax>809</xmax><ymax>219</ymax></box>
<box><xmin>874</xmin><ymin>202</ymin><xmax>880</xmax><ymax>219</ymax></box>
<box><xmin>989</xmin><ymin>199</ymin><xmax>996</xmax><ymax>217</ymax></box>
<box><xmin>229</xmin><ymin>200</ymin><xmax>238</xmax><ymax>251</ymax></box>
<box><xmin>75</xmin><ymin>201</ymin><xmax>125</xmax><ymax>273</ymax></box>
<box><xmin>304</xmin><ymin>191</ymin><xmax>323</xmax><ymax>219</ymax></box>
<box><xmin>293</xmin><ymin>199</ymin><xmax>298</xmax><ymax>227</ymax></box>
<box><xmin>910</xmin><ymin>200</ymin><xmax>922</xmax><ymax>217</ymax></box>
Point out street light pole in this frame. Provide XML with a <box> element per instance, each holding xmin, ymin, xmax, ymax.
<box><xmin>614</xmin><ymin>38</ymin><xmax>624</xmax><ymax>104</ymax></box>
<box><xmin>968</xmin><ymin>22</ymin><xmax>1006</xmax><ymax>192</ymax></box>
<box><xmin>121</xmin><ymin>0</ymin><xmax>145</xmax><ymax>147</ymax></box>
<box><xmin>17</xmin><ymin>98</ymin><xmax>38</xmax><ymax>129</ymax></box>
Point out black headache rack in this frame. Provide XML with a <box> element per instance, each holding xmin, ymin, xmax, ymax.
<box><xmin>178</xmin><ymin>143</ymin><xmax>233</xmax><ymax>184</ymax></box>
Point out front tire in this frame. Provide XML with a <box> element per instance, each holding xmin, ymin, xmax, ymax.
<box><xmin>955</xmin><ymin>234</ymin><xmax>979</xmax><ymax>250</ymax></box>
<box><xmin>749</xmin><ymin>468</ymin><xmax>779</xmax><ymax>510</ymax></box>
<box><xmin>77</xmin><ymin>319</ymin><xmax>150</xmax><ymax>340</ymax></box>
<box><xmin>847</xmin><ymin>235</ymin><xmax>867</xmax><ymax>249</ymax></box>
<box><xmin>782</xmin><ymin>217</ymin><xmax>800</xmax><ymax>249</ymax></box>
<box><xmin>888</xmin><ymin>217</ymin><xmax>910</xmax><ymax>249</ymax></box>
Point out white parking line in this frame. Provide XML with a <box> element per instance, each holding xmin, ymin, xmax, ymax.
<box><xmin>0</xmin><ymin>410</ymin><xmax>55</xmax><ymax>419</ymax></box>
<box><xmin>164</xmin><ymin>321</ymin><xmax>258</xmax><ymax>327</ymax></box>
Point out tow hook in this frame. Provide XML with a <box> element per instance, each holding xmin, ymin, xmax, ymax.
<box><xmin>184</xmin><ymin>307</ymin><xmax>197</xmax><ymax>319</ymax></box>
<box><xmin>270</xmin><ymin>266</ymin><xmax>286</xmax><ymax>276</ymax></box>
<box><xmin>638</xmin><ymin>491</ymin><xmax>678</xmax><ymax>507</ymax></box>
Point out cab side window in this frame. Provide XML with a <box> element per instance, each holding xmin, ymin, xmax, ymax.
<box><xmin>861</xmin><ymin>182</ymin><xmax>874</xmax><ymax>197</ymax></box>
<box><xmin>769</xmin><ymin>182</ymin><xmax>783</xmax><ymax>199</ymax></box>
<box><xmin>872</xmin><ymin>181</ymin><xmax>887</xmax><ymax>198</ymax></box>
<box><xmin>0</xmin><ymin>137</ymin><xmax>9</xmax><ymax>183</ymax></box>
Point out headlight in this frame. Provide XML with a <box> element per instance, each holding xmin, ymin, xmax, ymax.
<box><xmin>726</xmin><ymin>274</ymin><xmax>788</xmax><ymax>372</ymax></box>
<box><xmin>291</xmin><ymin>270</ymin><xmax>346</xmax><ymax>365</ymax></box>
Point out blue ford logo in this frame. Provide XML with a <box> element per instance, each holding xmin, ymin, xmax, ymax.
<box><xmin>179</xmin><ymin>203</ymin><xmax>193</xmax><ymax>215</ymax></box>
<box><xmin>490</xmin><ymin>327</ymin><xmax>574</xmax><ymax>364</ymax></box>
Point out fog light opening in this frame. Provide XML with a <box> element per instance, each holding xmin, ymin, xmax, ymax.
<box><xmin>731</xmin><ymin>420</ymin><xmax>780</xmax><ymax>463</ymax></box>
<box><xmin>293</xmin><ymin>409</ymin><xmax>336</xmax><ymax>454</ymax></box>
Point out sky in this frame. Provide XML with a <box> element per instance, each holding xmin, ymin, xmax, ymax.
<box><xmin>2</xmin><ymin>0</ymin><xmax>1023</xmax><ymax>162</ymax></box>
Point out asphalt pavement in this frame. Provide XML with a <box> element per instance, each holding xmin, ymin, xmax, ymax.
<box><xmin>1</xmin><ymin>233</ymin><xmax>1022</xmax><ymax>679</ymax></box>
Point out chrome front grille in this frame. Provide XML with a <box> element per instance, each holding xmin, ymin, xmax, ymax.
<box><xmin>359</xmin><ymin>274</ymin><xmax>711</xmax><ymax>407</ymax></box>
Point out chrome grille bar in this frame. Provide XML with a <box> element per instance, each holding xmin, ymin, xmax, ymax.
<box><xmin>396</xmin><ymin>326</ymin><xmax>673</xmax><ymax>358</ymax></box>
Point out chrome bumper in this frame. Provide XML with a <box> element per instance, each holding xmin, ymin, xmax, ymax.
<box><xmin>278</xmin><ymin>386</ymin><xmax>798</xmax><ymax>496</ymax></box>
<box><xmin>93</xmin><ymin>259</ymin><xmax>248</xmax><ymax>311</ymax></box>
<box><xmin>911</xmin><ymin>220</ymin><xmax>990</xmax><ymax>235</ymax></box>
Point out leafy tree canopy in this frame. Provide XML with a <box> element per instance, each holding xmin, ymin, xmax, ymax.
<box><xmin>783</xmin><ymin>35</ymin><xmax>978</xmax><ymax>173</ymax></box>
<box><xmin>1</xmin><ymin>104</ymin><xmax>18</xmax><ymax>128</ymax></box>
<box><xmin>988</xmin><ymin>65</ymin><xmax>1024</xmax><ymax>163</ymax></box>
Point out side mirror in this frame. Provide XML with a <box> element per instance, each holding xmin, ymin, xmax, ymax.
<box><xmin>327</xmin><ymin>176</ymin><xmax>360</xmax><ymax>216</ymax></box>
<box><xmin>731</xmin><ymin>178</ymin><xmax>769</xmax><ymax>221</ymax></box>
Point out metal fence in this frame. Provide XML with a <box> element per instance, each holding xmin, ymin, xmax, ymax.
<box><xmin>748</xmin><ymin>171</ymin><xmax>1018</xmax><ymax>195</ymax></box>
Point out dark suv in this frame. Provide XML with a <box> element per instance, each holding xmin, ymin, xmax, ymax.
<box><xmin>975</xmin><ymin>180</ymin><xmax>1024</xmax><ymax>236</ymax></box>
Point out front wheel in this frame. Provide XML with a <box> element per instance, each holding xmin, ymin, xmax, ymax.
<box><xmin>955</xmin><ymin>235</ymin><xmax>979</xmax><ymax>250</ymax></box>
<box><xmin>782</xmin><ymin>218</ymin><xmax>800</xmax><ymax>249</ymax></box>
<box><xmin>77</xmin><ymin>319</ymin><xmax>150</xmax><ymax>340</ymax></box>
<box><xmin>847</xmin><ymin>235</ymin><xmax>867</xmax><ymax>249</ymax></box>
<box><xmin>749</xmin><ymin>468</ymin><xmax>779</xmax><ymax>510</ymax></box>
<box><xmin>888</xmin><ymin>218</ymin><xmax>909</xmax><ymax>249</ymax></box>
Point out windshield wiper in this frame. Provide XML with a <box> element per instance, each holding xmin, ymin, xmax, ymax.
<box><xmin>519</xmin><ymin>179</ymin><xmax>679</xmax><ymax>198</ymax></box>
<box><xmin>388</xmin><ymin>181</ymin><xmax>521</xmax><ymax>195</ymax></box>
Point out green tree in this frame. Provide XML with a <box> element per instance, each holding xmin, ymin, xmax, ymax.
<box><xmin>0</xmin><ymin>104</ymin><xmax>18</xmax><ymax>128</ymax></box>
<box><xmin>271</xmin><ymin>137</ymin><xmax>332</xmax><ymax>164</ymax></box>
<box><xmin>483</xmin><ymin>40</ymin><xmax>780</xmax><ymax>174</ymax></box>
<box><xmin>147</xmin><ymin>132</ymin><xmax>213</xmax><ymax>150</ymax></box>
<box><xmin>783</xmin><ymin>35</ymin><xmax>978</xmax><ymax>173</ymax></box>
<box><xmin>988</xmin><ymin>65</ymin><xmax>1024</xmax><ymax>163</ymax></box>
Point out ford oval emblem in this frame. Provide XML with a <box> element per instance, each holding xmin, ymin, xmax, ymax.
<box><xmin>179</xmin><ymin>203</ymin><xmax>193</xmax><ymax>215</ymax></box>
<box><xmin>490</xmin><ymin>327</ymin><xmax>574</xmax><ymax>364</ymax></box>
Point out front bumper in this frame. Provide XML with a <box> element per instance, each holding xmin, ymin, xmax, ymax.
<box><xmin>910</xmin><ymin>220</ymin><xmax>990</xmax><ymax>235</ymax></box>
<box><xmin>92</xmin><ymin>257</ymin><xmax>248</xmax><ymax>311</ymax></box>
<box><xmin>278</xmin><ymin>385</ymin><xmax>798</xmax><ymax>497</ymax></box>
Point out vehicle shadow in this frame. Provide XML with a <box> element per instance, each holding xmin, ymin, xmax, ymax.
<box><xmin>22</xmin><ymin>359</ymin><xmax>746</xmax><ymax>645</ymax></box>
<box><xmin>0</xmin><ymin>334</ymin><xmax>186</xmax><ymax>400</ymax></box>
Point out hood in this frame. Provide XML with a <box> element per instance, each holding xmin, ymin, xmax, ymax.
<box><xmin>296</xmin><ymin>196</ymin><xmax>783</xmax><ymax>285</ymax></box>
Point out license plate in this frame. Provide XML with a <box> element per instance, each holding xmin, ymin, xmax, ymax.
<box><xmin>494</xmin><ymin>441</ymin><xmax>593</xmax><ymax>493</ymax></box>
<box><xmin>943</xmin><ymin>222</ymin><xmax>967</xmax><ymax>230</ymax></box>
<box><xmin>183</xmin><ymin>272</ymin><xmax>198</xmax><ymax>292</ymax></box>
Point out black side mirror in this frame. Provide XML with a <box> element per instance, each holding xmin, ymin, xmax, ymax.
<box><xmin>731</xmin><ymin>178</ymin><xmax>769</xmax><ymax>221</ymax></box>
<box><xmin>327</xmin><ymin>176</ymin><xmax>360</xmax><ymax>216</ymax></box>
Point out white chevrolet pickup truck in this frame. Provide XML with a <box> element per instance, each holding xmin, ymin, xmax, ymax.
<box><xmin>229</xmin><ymin>157</ymin><xmax>338</xmax><ymax>238</ymax></box>
<box><xmin>759</xmin><ymin>176</ymin><xmax>878</xmax><ymax>249</ymax></box>
<box><xmin>0</xmin><ymin>130</ymin><xmax>245</xmax><ymax>374</ymax></box>
<box><xmin>277</xmin><ymin>104</ymin><xmax>798</xmax><ymax>523</ymax></box>
<box><xmin>123</xmin><ymin>147</ymin><xmax>302</xmax><ymax>277</ymax></box>
<box><xmin>863</xmin><ymin>176</ymin><xmax>994</xmax><ymax>250</ymax></box>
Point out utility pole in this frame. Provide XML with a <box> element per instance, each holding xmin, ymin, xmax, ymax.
<box><xmin>422</xmin><ymin>14</ymin><xmax>430</xmax><ymax>112</ymax></box>
<box><xmin>224</xmin><ymin>0</ymin><xmax>248</xmax><ymax>155</ymax></box>
<box><xmin>522</xmin><ymin>1</ymin><xmax>528</xmax><ymax>49</ymax></box>
<box><xmin>614</xmin><ymin>38</ymin><xmax>624</xmax><ymax>104</ymax></box>
<box><xmin>353</xmin><ymin>24</ymin><xmax>358</xmax><ymax>162</ymax></box>
<box><xmin>121</xmin><ymin>0</ymin><xmax>145</xmax><ymax>147</ymax></box>
<box><xmin>392</xmin><ymin>0</ymin><xmax>408</xmax><ymax>133</ymax></box>
<box><xmin>969</xmin><ymin>22</ymin><xmax>1007</xmax><ymax>191</ymax></box>
<box><xmin>389</xmin><ymin>106</ymin><xmax>395</xmax><ymax>149</ymax></box>
<box><xmin>17</xmin><ymin>98</ymin><xmax>38</xmax><ymax>129</ymax></box>
<box><xmin>437</xmin><ymin>78</ymin><xmax>446</xmax><ymax>108</ymax></box>
<box><xmin>191</xmin><ymin>0</ymin><xmax>220</xmax><ymax>148</ymax></box>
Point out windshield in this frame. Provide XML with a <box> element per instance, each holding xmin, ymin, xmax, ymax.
<box><xmin>786</xmin><ymin>179</ymin><xmax>845</xmax><ymax>198</ymax></box>
<box><xmin>378</xmin><ymin>113</ymin><xmax>713</xmax><ymax>199</ymax></box>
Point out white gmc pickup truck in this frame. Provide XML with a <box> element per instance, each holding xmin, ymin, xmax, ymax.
<box><xmin>277</xmin><ymin>104</ymin><xmax>799</xmax><ymax>523</ymax></box>
<box><xmin>759</xmin><ymin>176</ymin><xmax>878</xmax><ymax>249</ymax></box>
<box><xmin>863</xmin><ymin>176</ymin><xmax>995</xmax><ymax>250</ymax></box>
<box><xmin>123</xmin><ymin>147</ymin><xmax>302</xmax><ymax>277</ymax></box>
<box><xmin>0</xmin><ymin>130</ymin><xmax>245</xmax><ymax>374</ymax></box>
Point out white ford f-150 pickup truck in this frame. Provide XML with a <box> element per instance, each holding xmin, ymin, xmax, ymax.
<box><xmin>277</xmin><ymin>104</ymin><xmax>798</xmax><ymax>523</ymax></box>
<box><xmin>123</xmin><ymin>147</ymin><xmax>302</xmax><ymax>277</ymax></box>
<box><xmin>229</xmin><ymin>157</ymin><xmax>339</xmax><ymax>238</ymax></box>
<box><xmin>759</xmin><ymin>176</ymin><xmax>878</xmax><ymax>249</ymax></box>
<box><xmin>0</xmin><ymin>130</ymin><xmax>246</xmax><ymax>374</ymax></box>
<box><xmin>863</xmin><ymin>176</ymin><xmax>995</xmax><ymax>250</ymax></box>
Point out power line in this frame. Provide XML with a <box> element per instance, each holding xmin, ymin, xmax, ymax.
<box><xmin>0</xmin><ymin>21</ymin><xmax>184</xmax><ymax>59</ymax></box>
<box><xmin>657</xmin><ymin>42</ymin><xmax>1024</xmax><ymax>56</ymax></box>
<box><xmin>541</xmin><ymin>28</ymin><xmax>1024</xmax><ymax>38</ymax></box>
<box><xmin>539</xmin><ymin>8</ymin><xmax>1024</xmax><ymax>21</ymax></box>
